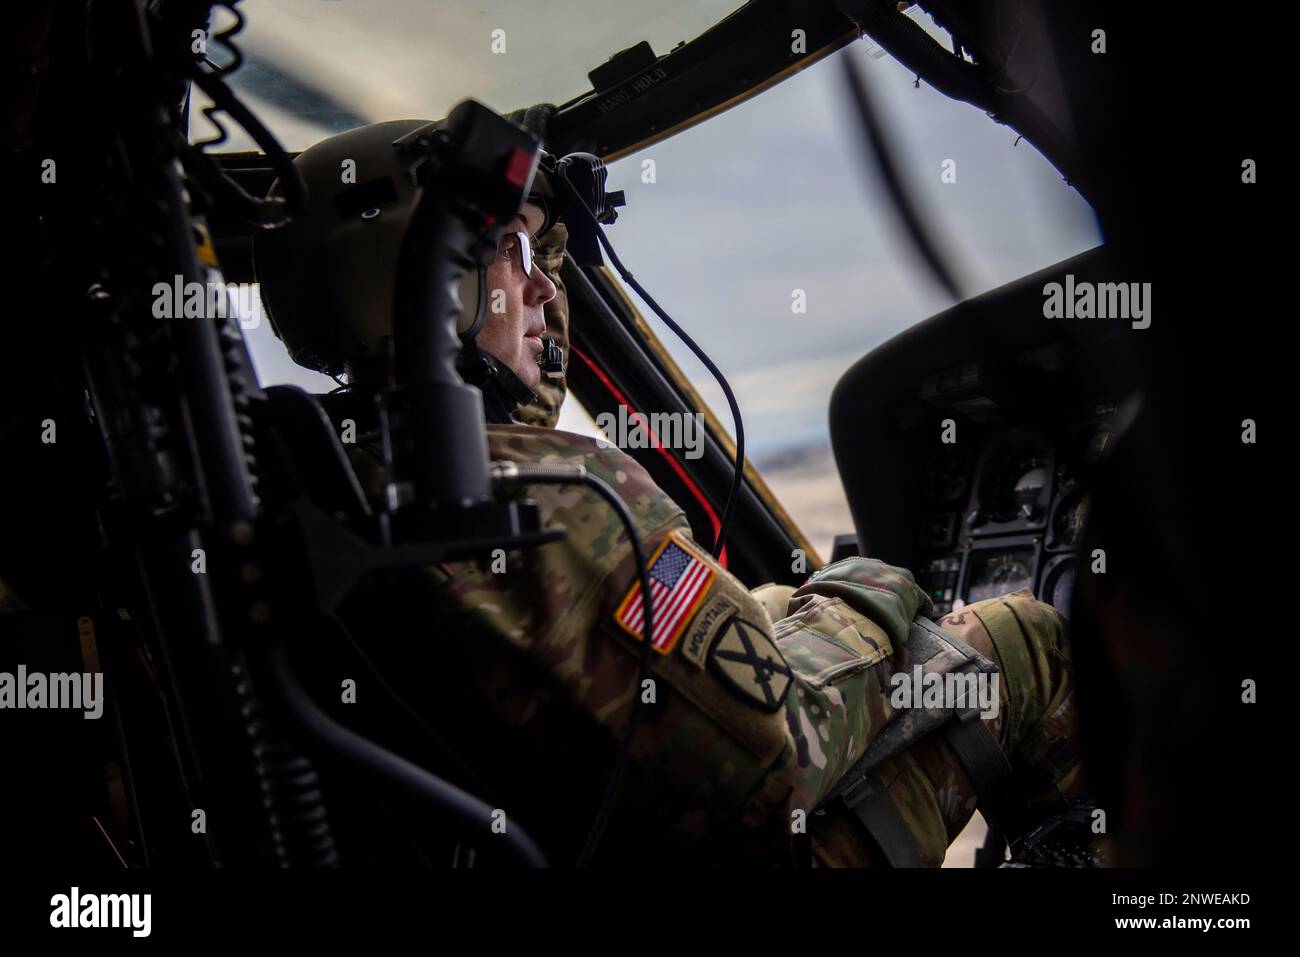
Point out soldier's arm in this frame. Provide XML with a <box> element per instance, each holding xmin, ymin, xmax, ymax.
<box><xmin>790</xmin><ymin>574</ymin><xmax>1086</xmax><ymax>867</ymax></box>
<box><xmin>551</xmin><ymin>450</ymin><xmax>1085</xmax><ymax>866</ymax></box>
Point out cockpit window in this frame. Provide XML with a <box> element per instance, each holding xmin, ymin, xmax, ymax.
<box><xmin>189</xmin><ymin>0</ymin><xmax>744</xmax><ymax>152</ymax></box>
<box><xmin>599</xmin><ymin>38</ymin><xmax>1100</xmax><ymax>556</ymax></box>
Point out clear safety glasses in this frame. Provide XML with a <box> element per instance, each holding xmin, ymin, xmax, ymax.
<box><xmin>496</xmin><ymin>230</ymin><xmax>537</xmax><ymax>279</ymax></box>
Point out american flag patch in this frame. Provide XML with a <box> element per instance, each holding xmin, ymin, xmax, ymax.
<box><xmin>615</xmin><ymin>531</ymin><xmax>716</xmax><ymax>654</ymax></box>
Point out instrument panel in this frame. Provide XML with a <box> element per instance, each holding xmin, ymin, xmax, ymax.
<box><xmin>913</xmin><ymin>408</ymin><xmax>1121</xmax><ymax>619</ymax></box>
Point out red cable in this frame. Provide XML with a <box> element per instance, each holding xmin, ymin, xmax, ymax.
<box><xmin>91</xmin><ymin>815</ymin><xmax>128</xmax><ymax>869</ymax></box>
<box><xmin>570</xmin><ymin>344</ymin><xmax>727</xmax><ymax>568</ymax></box>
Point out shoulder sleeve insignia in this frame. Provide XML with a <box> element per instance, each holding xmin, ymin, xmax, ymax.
<box><xmin>614</xmin><ymin>530</ymin><xmax>716</xmax><ymax>655</ymax></box>
<box><xmin>680</xmin><ymin>595</ymin><xmax>737</xmax><ymax>669</ymax></box>
<box><xmin>708</xmin><ymin>617</ymin><xmax>793</xmax><ymax>712</ymax></box>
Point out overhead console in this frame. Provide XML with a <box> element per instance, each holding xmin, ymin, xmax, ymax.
<box><xmin>829</xmin><ymin>245</ymin><xmax>1142</xmax><ymax>618</ymax></box>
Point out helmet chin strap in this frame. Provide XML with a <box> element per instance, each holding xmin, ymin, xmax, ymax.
<box><xmin>457</xmin><ymin>336</ymin><xmax>539</xmax><ymax>424</ymax></box>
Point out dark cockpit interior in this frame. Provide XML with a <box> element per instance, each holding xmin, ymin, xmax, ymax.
<box><xmin>0</xmin><ymin>0</ymin><xmax>1274</xmax><ymax>878</ymax></box>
